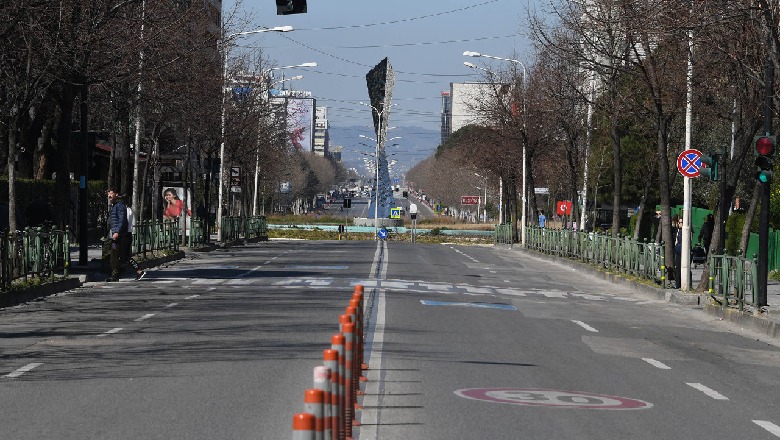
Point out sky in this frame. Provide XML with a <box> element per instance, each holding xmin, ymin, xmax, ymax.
<box><xmin>225</xmin><ymin>0</ymin><xmax>542</xmax><ymax>172</ymax></box>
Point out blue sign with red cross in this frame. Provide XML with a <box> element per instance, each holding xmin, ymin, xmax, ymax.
<box><xmin>677</xmin><ymin>149</ymin><xmax>703</xmax><ymax>178</ymax></box>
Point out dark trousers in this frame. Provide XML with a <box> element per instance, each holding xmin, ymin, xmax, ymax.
<box><xmin>109</xmin><ymin>239</ymin><xmax>120</xmax><ymax>278</ymax></box>
<box><xmin>674</xmin><ymin>252</ymin><xmax>681</xmax><ymax>289</ymax></box>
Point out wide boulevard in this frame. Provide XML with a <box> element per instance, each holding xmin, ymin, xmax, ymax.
<box><xmin>2</xmin><ymin>240</ymin><xmax>780</xmax><ymax>439</ymax></box>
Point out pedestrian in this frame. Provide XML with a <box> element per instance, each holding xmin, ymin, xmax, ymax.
<box><xmin>106</xmin><ymin>188</ymin><xmax>128</xmax><ymax>282</ymax></box>
<box><xmin>673</xmin><ymin>215</ymin><xmax>683</xmax><ymax>289</ymax></box>
<box><xmin>124</xmin><ymin>203</ymin><xmax>144</xmax><ymax>280</ymax></box>
<box><xmin>699</xmin><ymin>213</ymin><xmax>715</xmax><ymax>254</ymax></box>
<box><xmin>538</xmin><ymin>210</ymin><xmax>546</xmax><ymax>228</ymax></box>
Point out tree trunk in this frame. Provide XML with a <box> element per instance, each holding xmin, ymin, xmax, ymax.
<box><xmin>610</xmin><ymin>113</ymin><xmax>622</xmax><ymax>237</ymax></box>
<box><xmin>739</xmin><ymin>182</ymin><xmax>761</xmax><ymax>256</ymax></box>
<box><xmin>656</xmin><ymin>117</ymin><xmax>674</xmax><ymax>285</ymax></box>
<box><xmin>8</xmin><ymin>112</ymin><xmax>19</xmax><ymax>232</ymax></box>
<box><xmin>54</xmin><ymin>84</ymin><xmax>75</xmax><ymax>231</ymax></box>
<box><xmin>633</xmin><ymin>154</ymin><xmax>657</xmax><ymax>240</ymax></box>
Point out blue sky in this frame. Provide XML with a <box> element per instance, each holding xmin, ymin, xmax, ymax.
<box><xmin>225</xmin><ymin>0</ymin><xmax>541</xmax><ymax>166</ymax></box>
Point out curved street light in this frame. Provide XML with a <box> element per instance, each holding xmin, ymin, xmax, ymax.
<box><xmin>464</xmin><ymin>50</ymin><xmax>528</xmax><ymax>245</ymax></box>
<box><xmin>218</xmin><ymin>25</ymin><xmax>293</xmax><ymax>241</ymax></box>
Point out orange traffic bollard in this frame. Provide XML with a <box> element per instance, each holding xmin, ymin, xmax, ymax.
<box><xmin>313</xmin><ymin>366</ymin><xmax>332</xmax><ymax>440</ymax></box>
<box><xmin>293</xmin><ymin>413</ymin><xmax>315</xmax><ymax>440</ymax></box>
<box><xmin>304</xmin><ymin>388</ymin><xmax>325</xmax><ymax>440</ymax></box>
<box><xmin>324</xmin><ymin>349</ymin><xmax>341</xmax><ymax>440</ymax></box>
<box><xmin>341</xmin><ymin>322</ymin><xmax>356</xmax><ymax>437</ymax></box>
<box><xmin>331</xmin><ymin>334</ymin><xmax>346</xmax><ymax>440</ymax></box>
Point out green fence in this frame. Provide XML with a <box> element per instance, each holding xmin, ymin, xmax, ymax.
<box><xmin>220</xmin><ymin>216</ymin><xmax>269</xmax><ymax>242</ymax></box>
<box><xmin>526</xmin><ymin>225</ymin><xmax>667</xmax><ymax>285</ymax></box>
<box><xmin>494</xmin><ymin>224</ymin><xmax>514</xmax><ymax>245</ymax></box>
<box><xmin>0</xmin><ymin>226</ymin><xmax>71</xmax><ymax>291</ymax></box>
<box><xmin>708</xmin><ymin>253</ymin><xmax>757</xmax><ymax>311</ymax></box>
<box><xmin>132</xmin><ymin>219</ymin><xmax>180</xmax><ymax>260</ymax></box>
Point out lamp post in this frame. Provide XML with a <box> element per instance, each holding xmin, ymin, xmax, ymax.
<box><xmin>464</xmin><ymin>51</ymin><xmax>527</xmax><ymax>245</ymax></box>
<box><xmin>358</xmin><ymin>101</ymin><xmax>398</xmax><ymax>237</ymax></box>
<box><xmin>217</xmin><ymin>25</ymin><xmax>293</xmax><ymax>242</ymax></box>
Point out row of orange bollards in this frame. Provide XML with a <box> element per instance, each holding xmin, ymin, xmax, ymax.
<box><xmin>293</xmin><ymin>284</ymin><xmax>367</xmax><ymax>440</ymax></box>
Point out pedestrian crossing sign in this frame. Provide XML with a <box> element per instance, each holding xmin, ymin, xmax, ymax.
<box><xmin>390</xmin><ymin>207</ymin><xmax>401</xmax><ymax>219</ymax></box>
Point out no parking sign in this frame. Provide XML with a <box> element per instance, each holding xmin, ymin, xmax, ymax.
<box><xmin>677</xmin><ymin>149</ymin><xmax>703</xmax><ymax>178</ymax></box>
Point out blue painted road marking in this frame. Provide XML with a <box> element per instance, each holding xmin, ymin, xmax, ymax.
<box><xmin>420</xmin><ymin>300</ymin><xmax>517</xmax><ymax>311</ymax></box>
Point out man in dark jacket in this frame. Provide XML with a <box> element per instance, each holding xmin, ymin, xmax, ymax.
<box><xmin>699</xmin><ymin>214</ymin><xmax>715</xmax><ymax>254</ymax></box>
<box><xmin>107</xmin><ymin>187</ymin><xmax>128</xmax><ymax>281</ymax></box>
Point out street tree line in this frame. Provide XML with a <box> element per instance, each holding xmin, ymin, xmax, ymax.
<box><xmin>0</xmin><ymin>0</ymin><xmax>342</xmax><ymax>236</ymax></box>
<box><xmin>408</xmin><ymin>0</ymin><xmax>780</xmax><ymax>288</ymax></box>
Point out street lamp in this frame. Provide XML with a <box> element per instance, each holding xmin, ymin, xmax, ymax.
<box><xmin>218</xmin><ymin>25</ymin><xmax>293</xmax><ymax>242</ymax></box>
<box><xmin>464</xmin><ymin>50</ymin><xmax>527</xmax><ymax>245</ymax></box>
<box><xmin>475</xmin><ymin>172</ymin><xmax>487</xmax><ymax>223</ymax></box>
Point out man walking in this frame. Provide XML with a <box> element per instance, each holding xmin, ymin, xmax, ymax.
<box><xmin>106</xmin><ymin>187</ymin><xmax>128</xmax><ymax>282</ymax></box>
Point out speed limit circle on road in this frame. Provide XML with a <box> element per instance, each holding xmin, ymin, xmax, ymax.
<box><xmin>455</xmin><ymin>388</ymin><xmax>653</xmax><ymax>410</ymax></box>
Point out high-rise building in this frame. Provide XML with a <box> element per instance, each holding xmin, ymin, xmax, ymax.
<box><xmin>440</xmin><ymin>91</ymin><xmax>451</xmax><ymax>145</ymax></box>
<box><xmin>314</xmin><ymin>106</ymin><xmax>329</xmax><ymax>156</ymax></box>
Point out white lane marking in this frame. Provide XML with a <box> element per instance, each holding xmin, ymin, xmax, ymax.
<box><xmin>185</xmin><ymin>295</ymin><xmax>200</xmax><ymax>300</ymax></box>
<box><xmin>134</xmin><ymin>313</ymin><xmax>155</xmax><ymax>322</ymax></box>
<box><xmin>4</xmin><ymin>363</ymin><xmax>43</xmax><ymax>378</ymax></box>
<box><xmin>642</xmin><ymin>358</ymin><xmax>671</xmax><ymax>370</ymax></box>
<box><xmin>687</xmin><ymin>383</ymin><xmax>729</xmax><ymax>400</ymax></box>
<box><xmin>164</xmin><ymin>303</ymin><xmax>178</xmax><ymax>309</ymax></box>
<box><xmin>572</xmin><ymin>320</ymin><xmax>599</xmax><ymax>332</ymax></box>
<box><xmin>98</xmin><ymin>327</ymin><xmax>123</xmax><ymax>337</ymax></box>
<box><xmin>754</xmin><ymin>421</ymin><xmax>780</xmax><ymax>437</ymax></box>
<box><xmin>361</xmin><ymin>240</ymin><xmax>387</xmax><ymax>439</ymax></box>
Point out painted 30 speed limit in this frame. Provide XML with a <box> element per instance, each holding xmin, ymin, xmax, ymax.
<box><xmin>455</xmin><ymin>388</ymin><xmax>653</xmax><ymax>410</ymax></box>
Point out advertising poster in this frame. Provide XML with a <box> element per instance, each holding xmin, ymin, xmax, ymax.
<box><xmin>162</xmin><ymin>187</ymin><xmax>192</xmax><ymax>234</ymax></box>
<box><xmin>287</xmin><ymin>97</ymin><xmax>315</xmax><ymax>152</ymax></box>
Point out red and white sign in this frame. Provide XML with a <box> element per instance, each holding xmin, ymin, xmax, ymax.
<box><xmin>677</xmin><ymin>149</ymin><xmax>702</xmax><ymax>178</ymax></box>
<box><xmin>455</xmin><ymin>388</ymin><xmax>653</xmax><ymax>410</ymax></box>
<box><xmin>461</xmin><ymin>195</ymin><xmax>480</xmax><ymax>205</ymax></box>
<box><xmin>556</xmin><ymin>200</ymin><xmax>573</xmax><ymax>215</ymax></box>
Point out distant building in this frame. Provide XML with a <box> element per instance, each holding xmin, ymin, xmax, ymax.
<box><xmin>330</xmin><ymin>145</ymin><xmax>342</xmax><ymax>162</ymax></box>
<box><xmin>449</xmin><ymin>82</ymin><xmax>497</xmax><ymax>134</ymax></box>
<box><xmin>314</xmin><ymin>106</ymin><xmax>329</xmax><ymax>156</ymax></box>
<box><xmin>440</xmin><ymin>91</ymin><xmax>451</xmax><ymax>145</ymax></box>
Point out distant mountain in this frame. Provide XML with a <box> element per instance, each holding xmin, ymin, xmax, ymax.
<box><xmin>328</xmin><ymin>125</ymin><xmax>440</xmax><ymax>177</ymax></box>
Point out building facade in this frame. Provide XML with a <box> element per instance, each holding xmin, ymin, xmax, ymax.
<box><xmin>314</xmin><ymin>106</ymin><xmax>329</xmax><ymax>156</ymax></box>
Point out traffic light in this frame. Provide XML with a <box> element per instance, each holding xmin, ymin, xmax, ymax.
<box><xmin>276</xmin><ymin>0</ymin><xmax>307</xmax><ymax>14</ymax></box>
<box><xmin>699</xmin><ymin>152</ymin><xmax>719</xmax><ymax>181</ymax></box>
<box><xmin>754</xmin><ymin>135</ymin><xmax>776</xmax><ymax>184</ymax></box>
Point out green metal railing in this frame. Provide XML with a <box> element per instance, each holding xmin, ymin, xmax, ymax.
<box><xmin>494</xmin><ymin>224</ymin><xmax>514</xmax><ymax>245</ymax></box>
<box><xmin>708</xmin><ymin>253</ymin><xmax>757</xmax><ymax>311</ymax></box>
<box><xmin>188</xmin><ymin>219</ymin><xmax>206</xmax><ymax>248</ymax></box>
<box><xmin>0</xmin><ymin>225</ymin><xmax>71</xmax><ymax>291</ymax></box>
<box><xmin>220</xmin><ymin>216</ymin><xmax>268</xmax><ymax>242</ymax></box>
<box><xmin>525</xmin><ymin>225</ymin><xmax>666</xmax><ymax>285</ymax></box>
<box><xmin>132</xmin><ymin>219</ymin><xmax>180</xmax><ymax>260</ymax></box>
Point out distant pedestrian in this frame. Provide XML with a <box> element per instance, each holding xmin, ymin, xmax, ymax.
<box><xmin>674</xmin><ymin>216</ymin><xmax>683</xmax><ymax>289</ymax></box>
<box><xmin>538</xmin><ymin>211</ymin><xmax>546</xmax><ymax>228</ymax></box>
<box><xmin>699</xmin><ymin>214</ymin><xmax>715</xmax><ymax>254</ymax></box>
<box><xmin>124</xmin><ymin>204</ymin><xmax>144</xmax><ymax>280</ymax></box>
<box><xmin>106</xmin><ymin>188</ymin><xmax>128</xmax><ymax>282</ymax></box>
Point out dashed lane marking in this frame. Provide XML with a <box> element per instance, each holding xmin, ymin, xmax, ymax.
<box><xmin>164</xmin><ymin>303</ymin><xmax>178</xmax><ymax>309</ymax></box>
<box><xmin>97</xmin><ymin>327</ymin><xmax>123</xmax><ymax>337</ymax></box>
<box><xmin>185</xmin><ymin>295</ymin><xmax>200</xmax><ymax>300</ymax></box>
<box><xmin>754</xmin><ymin>421</ymin><xmax>780</xmax><ymax>437</ymax></box>
<box><xmin>687</xmin><ymin>383</ymin><xmax>728</xmax><ymax>400</ymax></box>
<box><xmin>134</xmin><ymin>314</ymin><xmax>155</xmax><ymax>322</ymax></box>
<box><xmin>642</xmin><ymin>358</ymin><xmax>671</xmax><ymax>370</ymax></box>
<box><xmin>4</xmin><ymin>363</ymin><xmax>43</xmax><ymax>378</ymax></box>
<box><xmin>572</xmin><ymin>320</ymin><xmax>599</xmax><ymax>332</ymax></box>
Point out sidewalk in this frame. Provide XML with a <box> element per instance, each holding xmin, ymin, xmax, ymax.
<box><xmin>508</xmin><ymin>246</ymin><xmax>780</xmax><ymax>342</ymax></box>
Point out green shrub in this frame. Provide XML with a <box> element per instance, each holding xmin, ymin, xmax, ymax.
<box><xmin>724</xmin><ymin>212</ymin><xmax>745</xmax><ymax>255</ymax></box>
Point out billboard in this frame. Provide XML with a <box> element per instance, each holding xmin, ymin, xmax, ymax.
<box><xmin>286</xmin><ymin>97</ymin><xmax>315</xmax><ymax>152</ymax></box>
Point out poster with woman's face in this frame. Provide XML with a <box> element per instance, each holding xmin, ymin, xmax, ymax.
<box><xmin>162</xmin><ymin>187</ymin><xmax>192</xmax><ymax>234</ymax></box>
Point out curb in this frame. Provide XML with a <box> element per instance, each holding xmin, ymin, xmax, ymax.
<box><xmin>501</xmin><ymin>244</ymin><xmax>780</xmax><ymax>341</ymax></box>
<box><xmin>0</xmin><ymin>277</ymin><xmax>82</xmax><ymax>309</ymax></box>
